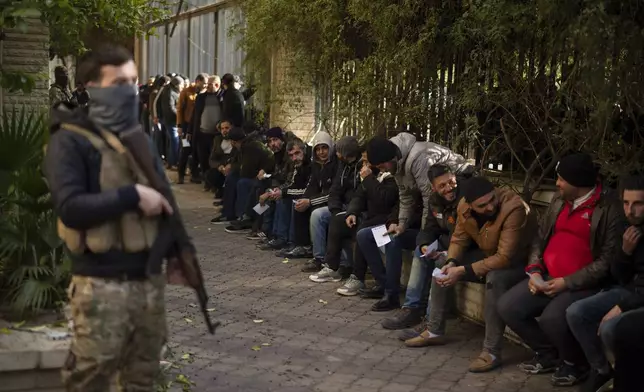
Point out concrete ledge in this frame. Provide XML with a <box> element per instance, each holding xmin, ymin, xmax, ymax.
<box><xmin>0</xmin><ymin>327</ymin><xmax>70</xmax><ymax>391</ymax></box>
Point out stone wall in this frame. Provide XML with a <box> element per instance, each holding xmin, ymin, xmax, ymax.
<box><xmin>268</xmin><ymin>51</ymin><xmax>317</xmax><ymax>142</ymax></box>
<box><xmin>1</xmin><ymin>18</ymin><xmax>50</xmax><ymax>113</ymax></box>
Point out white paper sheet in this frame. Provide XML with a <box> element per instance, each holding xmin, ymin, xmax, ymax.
<box><xmin>526</xmin><ymin>272</ymin><xmax>548</xmax><ymax>290</ymax></box>
<box><xmin>371</xmin><ymin>225</ymin><xmax>391</xmax><ymax>248</ymax></box>
<box><xmin>432</xmin><ymin>267</ymin><xmax>447</xmax><ymax>279</ymax></box>
<box><xmin>181</xmin><ymin>139</ymin><xmax>190</xmax><ymax>147</ymax></box>
<box><xmin>253</xmin><ymin>203</ymin><xmax>270</xmax><ymax>215</ymax></box>
<box><xmin>263</xmin><ymin>173</ymin><xmax>272</xmax><ymax>178</ymax></box>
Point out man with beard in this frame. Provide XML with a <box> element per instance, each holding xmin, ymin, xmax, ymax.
<box><xmin>207</xmin><ymin>119</ymin><xmax>234</xmax><ymax>200</ymax></box>
<box><xmin>304</xmin><ymin>136</ymin><xmax>362</xmax><ymax>277</ymax></box>
<box><xmin>49</xmin><ymin>66</ymin><xmax>76</xmax><ymax>107</ymax></box>
<box><xmin>406</xmin><ymin>176</ymin><xmax>535</xmax><ymax>374</ymax></box>
<box><xmin>285</xmin><ymin>131</ymin><xmax>337</xmax><ymax>260</ymax></box>
<box><xmin>498</xmin><ymin>153</ymin><xmax>622</xmax><ymax>385</ymax></box>
<box><xmin>565</xmin><ymin>174</ymin><xmax>642</xmax><ymax>392</ymax></box>
<box><xmin>259</xmin><ymin>138</ymin><xmax>312</xmax><ymax>250</ymax></box>
<box><xmin>379</xmin><ymin>165</ymin><xmax>464</xmax><ymax>323</ymax></box>
<box><xmin>44</xmin><ymin>45</ymin><xmax>197</xmax><ymax>391</ymax></box>
<box><xmin>190</xmin><ymin>75</ymin><xmax>223</xmax><ymax>190</ymax></box>
<box><xmin>221</xmin><ymin>73</ymin><xmax>245</xmax><ymax>127</ymax></box>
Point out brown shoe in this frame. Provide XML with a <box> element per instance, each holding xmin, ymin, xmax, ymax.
<box><xmin>404</xmin><ymin>330</ymin><xmax>447</xmax><ymax>348</ymax></box>
<box><xmin>468</xmin><ymin>351</ymin><xmax>502</xmax><ymax>373</ymax></box>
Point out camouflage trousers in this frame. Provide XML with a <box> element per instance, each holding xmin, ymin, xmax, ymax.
<box><xmin>62</xmin><ymin>275</ymin><xmax>167</xmax><ymax>392</ymax></box>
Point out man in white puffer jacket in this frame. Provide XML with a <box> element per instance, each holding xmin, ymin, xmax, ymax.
<box><xmin>386</xmin><ymin>132</ymin><xmax>474</xmax><ymax>236</ymax></box>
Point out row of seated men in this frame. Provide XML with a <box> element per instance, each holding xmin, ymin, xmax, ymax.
<box><xmin>206</xmin><ymin>124</ymin><xmax>643</xmax><ymax>392</ymax></box>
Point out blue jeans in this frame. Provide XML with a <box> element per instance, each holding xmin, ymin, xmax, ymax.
<box><xmin>235</xmin><ymin>178</ymin><xmax>255</xmax><ymax>219</ymax></box>
<box><xmin>358</xmin><ymin>227</ymin><xmax>418</xmax><ymax>295</ymax></box>
<box><xmin>402</xmin><ymin>247</ymin><xmax>435</xmax><ymax>312</ymax></box>
<box><xmin>310</xmin><ymin>206</ymin><xmax>350</xmax><ymax>265</ymax></box>
<box><xmin>567</xmin><ymin>287</ymin><xmax>637</xmax><ymax>371</ymax></box>
<box><xmin>272</xmin><ymin>199</ymin><xmax>293</xmax><ymax>241</ymax></box>
<box><xmin>164</xmin><ymin>123</ymin><xmax>180</xmax><ymax>166</ymax></box>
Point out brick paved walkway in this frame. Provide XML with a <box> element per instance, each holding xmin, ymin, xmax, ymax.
<box><xmin>163</xmin><ymin>184</ymin><xmax>554</xmax><ymax>392</ymax></box>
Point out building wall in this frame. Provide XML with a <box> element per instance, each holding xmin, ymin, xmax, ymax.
<box><xmin>1</xmin><ymin>18</ymin><xmax>50</xmax><ymax>113</ymax></box>
<box><xmin>269</xmin><ymin>51</ymin><xmax>317</xmax><ymax>142</ymax></box>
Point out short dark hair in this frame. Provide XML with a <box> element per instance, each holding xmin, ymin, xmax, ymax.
<box><xmin>220</xmin><ymin>118</ymin><xmax>233</xmax><ymax>125</ymax></box>
<box><xmin>428</xmin><ymin>164</ymin><xmax>452</xmax><ymax>183</ymax></box>
<box><xmin>196</xmin><ymin>73</ymin><xmax>209</xmax><ymax>83</ymax></box>
<box><xmin>77</xmin><ymin>45</ymin><xmax>133</xmax><ymax>84</ymax></box>
<box><xmin>287</xmin><ymin>138</ymin><xmax>306</xmax><ymax>152</ymax></box>
<box><xmin>620</xmin><ymin>174</ymin><xmax>644</xmax><ymax>196</ymax></box>
<box><xmin>222</xmin><ymin>73</ymin><xmax>235</xmax><ymax>85</ymax></box>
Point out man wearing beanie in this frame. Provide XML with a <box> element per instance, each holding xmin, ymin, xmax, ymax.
<box><xmin>306</xmin><ymin>135</ymin><xmax>363</xmax><ymax>278</ymax></box>
<box><xmin>498</xmin><ymin>152</ymin><xmax>622</xmax><ymax>387</ymax></box>
<box><xmin>405</xmin><ymin>176</ymin><xmax>535</xmax><ymax>375</ymax></box>
<box><xmin>211</xmin><ymin>127</ymin><xmax>274</xmax><ymax>229</ymax></box>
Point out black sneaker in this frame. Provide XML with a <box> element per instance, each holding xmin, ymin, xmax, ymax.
<box><xmin>213</xmin><ymin>200</ymin><xmax>223</xmax><ymax>207</ymax></box>
<box><xmin>276</xmin><ymin>244</ymin><xmax>296</xmax><ymax>257</ymax></box>
<box><xmin>359</xmin><ymin>284</ymin><xmax>385</xmax><ymax>299</ymax></box>
<box><xmin>371</xmin><ymin>295</ymin><xmax>400</xmax><ymax>312</ymax></box>
<box><xmin>246</xmin><ymin>231</ymin><xmax>268</xmax><ymax>240</ymax></box>
<box><xmin>518</xmin><ymin>354</ymin><xmax>559</xmax><ymax>374</ymax></box>
<box><xmin>301</xmin><ymin>258</ymin><xmax>322</xmax><ymax>273</ymax></box>
<box><xmin>381</xmin><ymin>307</ymin><xmax>424</xmax><ymax>330</ymax></box>
<box><xmin>580</xmin><ymin>369</ymin><xmax>613</xmax><ymax>392</ymax></box>
<box><xmin>225</xmin><ymin>220</ymin><xmax>253</xmax><ymax>234</ymax></box>
<box><xmin>283</xmin><ymin>245</ymin><xmax>313</xmax><ymax>259</ymax></box>
<box><xmin>259</xmin><ymin>238</ymin><xmax>287</xmax><ymax>250</ymax></box>
<box><xmin>337</xmin><ymin>265</ymin><xmax>353</xmax><ymax>280</ymax></box>
<box><xmin>210</xmin><ymin>216</ymin><xmax>235</xmax><ymax>225</ymax></box>
<box><xmin>551</xmin><ymin>363</ymin><xmax>589</xmax><ymax>386</ymax></box>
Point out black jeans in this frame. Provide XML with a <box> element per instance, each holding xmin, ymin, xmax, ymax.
<box><xmin>326</xmin><ymin>213</ymin><xmax>367</xmax><ymax>279</ymax></box>
<box><xmin>206</xmin><ymin>169</ymin><xmax>226</xmax><ymax>192</ymax></box>
<box><xmin>613</xmin><ymin>308</ymin><xmax>644</xmax><ymax>392</ymax></box>
<box><xmin>194</xmin><ymin>131</ymin><xmax>215</xmax><ymax>178</ymax></box>
<box><xmin>292</xmin><ymin>209</ymin><xmax>312</xmax><ymax>246</ymax></box>
<box><xmin>497</xmin><ymin>279</ymin><xmax>596</xmax><ymax>364</ymax></box>
<box><xmin>177</xmin><ymin>143</ymin><xmax>198</xmax><ymax>179</ymax></box>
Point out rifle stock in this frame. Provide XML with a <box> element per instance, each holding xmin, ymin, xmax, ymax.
<box><xmin>119</xmin><ymin>128</ymin><xmax>218</xmax><ymax>334</ymax></box>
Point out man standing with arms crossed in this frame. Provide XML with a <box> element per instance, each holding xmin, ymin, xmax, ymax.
<box><xmin>45</xmin><ymin>45</ymin><xmax>204</xmax><ymax>391</ymax></box>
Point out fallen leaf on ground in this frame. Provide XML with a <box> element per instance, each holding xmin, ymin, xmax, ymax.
<box><xmin>318</xmin><ymin>299</ymin><xmax>328</xmax><ymax>305</ymax></box>
<box><xmin>251</xmin><ymin>345</ymin><xmax>261</xmax><ymax>351</ymax></box>
<box><xmin>181</xmin><ymin>353</ymin><xmax>191</xmax><ymax>360</ymax></box>
<box><xmin>13</xmin><ymin>320</ymin><xmax>25</xmax><ymax>328</ymax></box>
<box><xmin>184</xmin><ymin>318</ymin><xmax>193</xmax><ymax>323</ymax></box>
<box><xmin>253</xmin><ymin>319</ymin><xmax>264</xmax><ymax>324</ymax></box>
<box><xmin>188</xmin><ymin>303</ymin><xmax>197</xmax><ymax>308</ymax></box>
<box><xmin>282</xmin><ymin>259</ymin><xmax>289</xmax><ymax>264</ymax></box>
<box><xmin>261</xmin><ymin>343</ymin><xmax>271</xmax><ymax>347</ymax></box>
<box><xmin>207</xmin><ymin>308</ymin><xmax>216</xmax><ymax>312</ymax></box>
<box><xmin>0</xmin><ymin>328</ymin><xmax>11</xmax><ymax>334</ymax></box>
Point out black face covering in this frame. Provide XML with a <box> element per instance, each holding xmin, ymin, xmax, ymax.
<box><xmin>86</xmin><ymin>85</ymin><xmax>140</xmax><ymax>133</ymax></box>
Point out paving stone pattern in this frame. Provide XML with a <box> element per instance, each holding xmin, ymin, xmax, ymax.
<box><xmin>164</xmin><ymin>184</ymin><xmax>554</xmax><ymax>392</ymax></box>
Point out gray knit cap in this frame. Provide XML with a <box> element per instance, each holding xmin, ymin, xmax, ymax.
<box><xmin>335</xmin><ymin>136</ymin><xmax>360</xmax><ymax>159</ymax></box>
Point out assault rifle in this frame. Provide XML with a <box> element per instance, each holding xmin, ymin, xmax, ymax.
<box><xmin>119</xmin><ymin>127</ymin><xmax>219</xmax><ymax>334</ymax></box>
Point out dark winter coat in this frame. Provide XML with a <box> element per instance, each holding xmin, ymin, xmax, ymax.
<box><xmin>328</xmin><ymin>158</ymin><xmax>362</xmax><ymax>215</ymax></box>
<box><xmin>222</xmin><ymin>87</ymin><xmax>245</xmax><ymax>127</ymax></box>
<box><xmin>346</xmin><ymin>172</ymin><xmax>400</xmax><ymax>229</ymax></box>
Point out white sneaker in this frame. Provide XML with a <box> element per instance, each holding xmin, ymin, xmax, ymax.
<box><xmin>336</xmin><ymin>274</ymin><xmax>364</xmax><ymax>296</ymax></box>
<box><xmin>309</xmin><ymin>265</ymin><xmax>342</xmax><ymax>283</ymax></box>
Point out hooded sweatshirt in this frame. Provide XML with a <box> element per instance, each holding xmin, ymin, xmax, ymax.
<box><xmin>327</xmin><ymin>137</ymin><xmax>363</xmax><ymax>215</ymax></box>
<box><xmin>389</xmin><ymin>132</ymin><xmax>473</xmax><ymax>230</ymax></box>
<box><xmin>304</xmin><ymin>131</ymin><xmax>338</xmax><ymax>208</ymax></box>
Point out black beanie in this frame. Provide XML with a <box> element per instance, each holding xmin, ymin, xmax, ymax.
<box><xmin>265</xmin><ymin>127</ymin><xmax>284</xmax><ymax>141</ymax></box>
<box><xmin>463</xmin><ymin>177</ymin><xmax>496</xmax><ymax>204</ymax></box>
<box><xmin>228</xmin><ymin>127</ymin><xmax>246</xmax><ymax>141</ymax></box>
<box><xmin>366</xmin><ymin>136</ymin><xmax>398</xmax><ymax>165</ymax></box>
<box><xmin>556</xmin><ymin>153</ymin><xmax>598</xmax><ymax>188</ymax></box>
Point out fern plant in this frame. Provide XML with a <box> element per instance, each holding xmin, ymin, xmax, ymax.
<box><xmin>0</xmin><ymin>107</ymin><xmax>70</xmax><ymax>317</ymax></box>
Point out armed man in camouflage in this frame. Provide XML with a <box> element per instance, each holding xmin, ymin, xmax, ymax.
<box><xmin>44</xmin><ymin>45</ymin><xmax>208</xmax><ymax>391</ymax></box>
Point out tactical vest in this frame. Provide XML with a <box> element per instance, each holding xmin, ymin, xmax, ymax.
<box><xmin>56</xmin><ymin>123</ymin><xmax>159</xmax><ymax>254</ymax></box>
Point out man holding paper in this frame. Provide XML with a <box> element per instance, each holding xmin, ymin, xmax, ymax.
<box><xmin>404</xmin><ymin>177</ymin><xmax>535</xmax><ymax>374</ymax></box>
<box><xmin>382</xmin><ymin>165</ymin><xmax>466</xmax><ymax>331</ymax></box>
<box><xmin>309</xmin><ymin>151</ymin><xmax>399</xmax><ymax>294</ymax></box>
<box><xmin>497</xmin><ymin>153</ymin><xmax>622</xmax><ymax>387</ymax></box>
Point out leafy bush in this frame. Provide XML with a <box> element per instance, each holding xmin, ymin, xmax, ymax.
<box><xmin>0</xmin><ymin>108</ymin><xmax>70</xmax><ymax>317</ymax></box>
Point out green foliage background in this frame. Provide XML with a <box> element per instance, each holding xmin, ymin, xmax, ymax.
<box><xmin>239</xmin><ymin>0</ymin><xmax>644</xmax><ymax>193</ymax></box>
